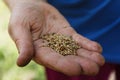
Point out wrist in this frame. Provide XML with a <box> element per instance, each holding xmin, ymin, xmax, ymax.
<box><xmin>4</xmin><ymin>0</ymin><xmax>46</xmax><ymax>11</ymax></box>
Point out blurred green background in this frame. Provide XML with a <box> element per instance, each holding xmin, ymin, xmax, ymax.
<box><xmin>0</xmin><ymin>1</ymin><xmax>46</xmax><ymax>80</ymax></box>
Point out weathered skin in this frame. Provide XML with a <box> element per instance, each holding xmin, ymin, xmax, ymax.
<box><xmin>4</xmin><ymin>0</ymin><xmax>105</xmax><ymax>76</ymax></box>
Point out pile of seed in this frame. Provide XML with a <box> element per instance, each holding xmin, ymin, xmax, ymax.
<box><xmin>41</xmin><ymin>33</ymin><xmax>80</xmax><ymax>56</ymax></box>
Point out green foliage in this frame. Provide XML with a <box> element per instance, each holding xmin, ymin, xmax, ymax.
<box><xmin>0</xmin><ymin>50</ymin><xmax>5</xmax><ymax>60</ymax></box>
<box><xmin>0</xmin><ymin>1</ymin><xmax>46</xmax><ymax>80</ymax></box>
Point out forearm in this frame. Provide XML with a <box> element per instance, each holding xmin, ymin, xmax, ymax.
<box><xmin>3</xmin><ymin>0</ymin><xmax>47</xmax><ymax>10</ymax></box>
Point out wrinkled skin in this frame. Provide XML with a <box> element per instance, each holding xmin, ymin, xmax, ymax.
<box><xmin>8</xmin><ymin>1</ymin><xmax>105</xmax><ymax>76</ymax></box>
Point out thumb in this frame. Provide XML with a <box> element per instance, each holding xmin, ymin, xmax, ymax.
<box><xmin>9</xmin><ymin>23</ymin><xmax>34</xmax><ymax>67</ymax></box>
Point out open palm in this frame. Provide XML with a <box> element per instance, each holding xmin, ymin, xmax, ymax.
<box><xmin>9</xmin><ymin>1</ymin><xmax>105</xmax><ymax>76</ymax></box>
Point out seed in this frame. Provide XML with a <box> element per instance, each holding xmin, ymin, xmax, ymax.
<box><xmin>40</xmin><ymin>33</ymin><xmax>81</xmax><ymax>56</ymax></box>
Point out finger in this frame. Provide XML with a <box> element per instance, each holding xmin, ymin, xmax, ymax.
<box><xmin>9</xmin><ymin>24</ymin><xmax>34</xmax><ymax>67</ymax></box>
<box><xmin>57</xmin><ymin>26</ymin><xmax>102</xmax><ymax>53</ymax></box>
<box><xmin>77</xmin><ymin>48</ymin><xmax>105</xmax><ymax>66</ymax></box>
<box><xmin>33</xmin><ymin>40</ymin><xmax>82</xmax><ymax>76</ymax></box>
<box><xmin>72</xmin><ymin>33</ymin><xmax>102</xmax><ymax>53</ymax></box>
<box><xmin>72</xmin><ymin>56</ymin><xmax>100</xmax><ymax>75</ymax></box>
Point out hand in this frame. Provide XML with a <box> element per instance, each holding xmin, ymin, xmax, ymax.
<box><xmin>8</xmin><ymin>1</ymin><xmax>105</xmax><ymax>76</ymax></box>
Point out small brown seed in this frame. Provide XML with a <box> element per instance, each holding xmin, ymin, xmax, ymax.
<box><xmin>40</xmin><ymin>33</ymin><xmax>81</xmax><ymax>56</ymax></box>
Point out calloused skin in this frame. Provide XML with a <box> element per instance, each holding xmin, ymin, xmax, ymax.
<box><xmin>5</xmin><ymin>0</ymin><xmax>105</xmax><ymax>76</ymax></box>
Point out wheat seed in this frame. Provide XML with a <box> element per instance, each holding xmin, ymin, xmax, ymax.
<box><xmin>40</xmin><ymin>33</ymin><xmax>81</xmax><ymax>56</ymax></box>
